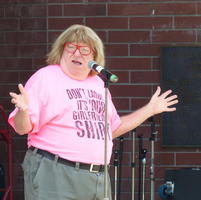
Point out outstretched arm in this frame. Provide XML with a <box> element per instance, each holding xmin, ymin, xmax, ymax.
<box><xmin>112</xmin><ymin>86</ymin><xmax>178</xmax><ymax>138</ymax></box>
<box><xmin>9</xmin><ymin>84</ymin><xmax>32</xmax><ymax>135</ymax></box>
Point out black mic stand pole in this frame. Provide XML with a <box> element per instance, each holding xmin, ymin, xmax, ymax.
<box><xmin>138</xmin><ymin>134</ymin><xmax>143</xmax><ymax>200</ymax></box>
<box><xmin>113</xmin><ymin>150</ymin><xmax>119</xmax><ymax>200</ymax></box>
<box><xmin>138</xmin><ymin>134</ymin><xmax>147</xmax><ymax>200</ymax></box>
<box><xmin>131</xmin><ymin>129</ymin><xmax>136</xmax><ymax>200</ymax></box>
<box><xmin>117</xmin><ymin>136</ymin><xmax>124</xmax><ymax>200</ymax></box>
<box><xmin>148</xmin><ymin>117</ymin><xmax>158</xmax><ymax>200</ymax></box>
<box><xmin>141</xmin><ymin>148</ymin><xmax>147</xmax><ymax>200</ymax></box>
<box><xmin>103</xmin><ymin>78</ymin><xmax>110</xmax><ymax>200</ymax></box>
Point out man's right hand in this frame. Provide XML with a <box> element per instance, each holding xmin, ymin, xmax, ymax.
<box><xmin>9</xmin><ymin>83</ymin><xmax>29</xmax><ymax>111</ymax></box>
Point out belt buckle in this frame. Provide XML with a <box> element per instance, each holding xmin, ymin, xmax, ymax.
<box><xmin>89</xmin><ymin>164</ymin><xmax>99</xmax><ymax>173</ymax></box>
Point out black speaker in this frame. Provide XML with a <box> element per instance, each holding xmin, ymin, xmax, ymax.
<box><xmin>164</xmin><ymin>168</ymin><xmax>201</xmax><ymax>200</ymax></box>
<box><xmin>161</xmin><ymin>46</ymin><xmax>201</xmax><ymax>147</ymax></box>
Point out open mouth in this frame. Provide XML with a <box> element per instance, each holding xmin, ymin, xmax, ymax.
<box><xmin>72</xmin><ymin>60</ymin><xmax>82</xmax><ymax>65</ymax></box>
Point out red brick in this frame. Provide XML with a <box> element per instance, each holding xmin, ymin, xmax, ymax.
<box><xmin>48</xmin><ymin>5</ymin><xmax>62</xmax><ymax>16</ymax></box>
<box><xmin>152</xmin><ymin>30</ymin><xmax>196</xmax><ymax>42</ymax></box>
<box><xmin>13</xmin><ymin>163</ymin><xmax>24</xmax><ymax>178</ymax></box>
<box><xmin>13</xmin><ymin>191</ymin><xmax>24</xmax><ymax>200</ymax></box>
<box><xmin>131</xmin><ymin>98</ymin><xmax>149</xmax><ymax>110</ymax></box>
<box><xmin>109</xmin><ymin>31</ymin><xmax>150</xmax><ymax>43</ymax></box>
<box><xmin>19</xmin><ymin>45</ymin><xmax>46</xmax><ymax>57</ymax></box>
<box><xmin>96</xmin><ymin>31</ymin><xmax>107</xmax><ymax>43</ymax></box>
<box><xmin>48</xmin><ymin>31</ymin><xmax>62</xmax><ymax>43</ymax></box>
<box><xmin>131</xmin><ymin>71</ymin><xmax>160</xmax><ymax>84</ymax></box>
<box><xmin>155</xmin><ymin>3</ymin><xmax>196</xmax><ymax>15</ymax></box>
<box><xmin>107</xmin><ymin>57</ymin><xmax>152</xmax><ymax>70</ymax></box>
<box><xmin>197</xmin><ymin>30</ymin><xmax>201</xmax><ymax>42</ymax></box>
<box><xmin>0</xmin><ymin>45</ymin><xmax>18</xmax><ymax>57</ymax></box>
<box><xmin>108</xmin><ymin>4</ymin><xmax>152</xmax><ymax>16</ymax></box>
<box><xmin>5</xmin><ymin>31</ymin><xmax>46</xmax><ymax>44</ymax></box>
<box><xmin>0</xmin><ymin>6</ymin><xmax>4</xmax><ymax>17</ymax></box>
<box><xmin>198</xmin><ymin>2</ymin><xmax>201</xmax><ymax>14</ymax></box>
<box><xmin>48</xmin><ymin>18</ymin><xmax>84</xmax><ymax>30</ymax></box>
<box><xmin>88</xmin><ymin>0</ymin><xmax>108</xmax><ymax>2</ymax></box>
<box><xmin>86</xmin><ymin>17</ymin><xmax>128</xmax><ymax>29</ymax></box>
<box><xmin>48</xmin><ymin>0</ymin><xmax>81</xmax><ymax>2</ymax></box>
<box><xmin>12</xmin><ymin>138</ymin><xmax>27</xmax><ymax>151</ymax></box>
<box><xmin>33</xmin><ymin>58</ymin><xmax>46</xmax><ymax>69</ymax></box>
<box><xmin>0</xmin><ymin>98</ymin><xmax>13</xmax><ymax>110</ymax></box>
<box><xmin>1</xmin><ymin>85</ymin><xmax>19</xmax><ymax>97</ymax></box>
<box><xmin>16</xmin><ymin>0</ymin><xmax>46</xmax><ymax>2</ymax></box>
<box><xmin>32</xmin><ymin>31</ymin><xmax>47</xmax><ymax>43</ymax></box>
<box><xmin>130</xmin><ymin>17</ymin><xmax>172</xmax><ymax>29</ymax></box>
<box><xmin>155</xmin><ymin>153</ymin><xmax>174</xmax><ymax>165</ymax></box>
<box><xmin>110</xmin><ymin>2</ymin><xmax>195</xmax><ymax>16</ymax></box>
<box><xmin>0</xmin><ymin>32</ymin><xmax>4</xmax><ymax>43</ymax></box>
<box><xmin>130</xmin><ymin>44</ymin><xmax>161</xmax><ymax>56</ymax></box>
<box><xmin>112</xmin><ymin>97</ymin><xmax>130</xmax><ymax>111</ymax></box>
<box><xmin>176</xmin><ymin>153</ymin><xmax>201</xmax><ymax>165</ymax></box>
<box><xmin>20</xmin><ymin>18</ymin><xmax>46</xmax><ymax>30</ymax></box>
<box><xmin>111</xmin><ymin>71</ymin><xmax>129</xmax><ymax>83</ymax></box>
<box><xmin>152</xmin><ymin>58</ymin><xmax>160</xmax><ymax>69</ymax></box>
<box><xmin>0</xmin><ymin>72</ymin><xmax>19</xmax><ymax>83</ymax></box>
<box><xmin>32</xmin><ymin>5</ymin><xmax>47</xmax><ymax>17</ymax></box>
<box><xmin>110</xmin><ymin>85</ymin><xmax>151</xmax><ymax>97</ymax></box>
<box><xmin>0</xmin><ymin>19</ymin><xmax>19</xmax><ymax>30</ymax></box>
<box><xmin>175</xmin><ymin>16</ymin><xmax>201</xmax><ymax>28</ymax></box>
<box><xmin>64</xmin><ymin>4</ymin><xmax>106</xmax><ymax>16</ymax></box>
<box><xmin>105</xmin><ymin>44</ymin><xmax>128</xmax><ymax>56</ymax></box>
<box><xmin>0</xmin><ymin>58</ymin><xmax>32</xmax><ymax>70</ymax></box>
<box><xmin>5</xmin><ymin>5</ymin><xmax>21</xmax><ymax>17</ymax></box>
<box><xmin>19</xmin><ymin>71</ymin><xmax>35</xmax><ymax>83</ymax></box>
<box><xmin>20</xmin><ymin>5</ymin><xmax>32</xmax><ymax>17</ymax></box>
<box><xmin>5</xmin><ymin>32</ymin><xmax>31</xmax><ymax>44</ymax></box>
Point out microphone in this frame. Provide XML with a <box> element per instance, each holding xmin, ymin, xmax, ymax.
<box><xmin>88</xmin><ymin>61</ymin><xmax>119</xmax><ymax>83</ymax></box>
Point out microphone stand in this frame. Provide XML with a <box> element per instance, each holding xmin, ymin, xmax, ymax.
<box><xmin>113</xmin><ymin>150</ymin><xmax>119</xmax><ymax>200</ymax></box>
<box><xmin>131</xmin><ymin>129</ymin><xmax>136</xmax><ymax>200</ymax></box>
<box><xmin>138</xmin><ymin>134</ymin><xmax>147</xmax><ymax>200</ymax></box>
<box><xmin>118</xmin><ymin>137</ymin><xmax>124</xmax><ymax>200</ymax></box>
<box><xmin>138</xmin><ymin>135</ymin><xmax>143</xmax><ymax>200</ymax></box>
<box><xmin>141</xmin><ymin>148</ymin><xmax>147</xmax><ymax>200</ymax></box>
<box><xmin>148</xmin><ymin>117</ymin><xmax>158</xmax><ymax>200</ymax></box>
<box><xmin>103</xmin><ymin>79</ymin><xmax>110</xmax><ymax>200</ymax></box>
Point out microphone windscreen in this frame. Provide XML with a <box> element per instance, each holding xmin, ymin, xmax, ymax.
<box><xmin>88</xmin><ymin>60</ymin><xmax>96</xmax><ymax>69</ymax></box>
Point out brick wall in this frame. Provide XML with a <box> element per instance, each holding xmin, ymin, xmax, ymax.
<box><xmin>0</xmin><ymin>0</ymin><xmax>201</xmax><ymax>199</ymax></box>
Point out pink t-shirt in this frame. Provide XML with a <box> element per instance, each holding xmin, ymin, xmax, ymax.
<box><xmin>8</xmin><ymin>65</ymin><xmax>121</xmax><ymax>164</ymax></box>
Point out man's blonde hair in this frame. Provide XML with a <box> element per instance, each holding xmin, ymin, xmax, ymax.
<box><xmin>47</xmin><ymin>24</ymin><xmax>105</xmax><ymax>75</ymax></box>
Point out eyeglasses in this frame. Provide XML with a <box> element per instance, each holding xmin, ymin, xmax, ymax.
<box><xmin>65</xmin><ymin>43</ymin><xmax>94</xmax><ymax>56</ymax></box>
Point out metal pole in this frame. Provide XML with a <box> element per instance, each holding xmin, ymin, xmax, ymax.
<box><xmin>148</xmin><ymin>117</ymin><xmax>158</xmax><ymax>200</ymax></box>
<box><xmin>141</xmin><ymin>149</ymin><xmax>147</xmax><ymax>200</ymax></box>
<box><xmin>114</xmin><ymin>150</ymin><xmax>119</xmax><ymax>200</ymax></box>
<box><xmin>103</xmin><ymin>80</ymin><xmax>109</xmax><ymax>200</ymax></box>
<box><xmin>131</xmin><ymin>129</ymin><xmax>136</xmax><ymax>200</ymax></box>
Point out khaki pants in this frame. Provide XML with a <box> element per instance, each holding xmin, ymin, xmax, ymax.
<box><xmin>22</xmin><ymin>149</ymin><xmax>111</xmax><ymax>200</ymax></box>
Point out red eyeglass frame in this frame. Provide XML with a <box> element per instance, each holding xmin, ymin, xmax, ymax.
<box><xmin>64</xmin><ymin>42</ymin><xmax>95</xmax><ymax>56</ymax></box>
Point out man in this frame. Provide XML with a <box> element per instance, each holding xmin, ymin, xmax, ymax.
<box><xmin>8</xmin><ymin>24</ymin><xmax>178</xmax><ymax>200</ymax></box>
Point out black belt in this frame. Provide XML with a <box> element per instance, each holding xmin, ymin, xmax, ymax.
<box><xmin>29</xmin><ymin>146</ymin><xmax>104</xmax><ymax>173</ymax></box>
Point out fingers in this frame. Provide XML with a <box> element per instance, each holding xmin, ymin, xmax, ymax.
<box><xmin>9</xmin><ymin>92</ymin><xmax>18</xmax><ymax>98</ymax></box>
<box><xmin>153</xmin><ymin>86</ymin><xmax>161</xmax><ymax>97</ymax></box>
<box><xmin>166</xmin><ymin>107</ymin><xmax>176</xmax><ymax>112</ymax></box>
<box><xmin>166</xmin><ymin>95</ymin><xmax>178</xmax><ymax>102</ymax></box>
<box><xmin>167</xmin><ymin>100</ymin><xmax>179</xmax><ymax>107</ymax></box>
<box><xmin>160</xmin><ymin>89</ymin><xmax>173</xmax><ymax>99</ymax></box>
<box><xmin>18</xmin><ymin>83</ymin><xmax>25</xmax><ymax>95</ymax></box>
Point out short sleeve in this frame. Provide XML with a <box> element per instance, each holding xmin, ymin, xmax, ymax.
<box><xmin>108</xmin><ymin>91</ymin><xmax>121</xmax><ymax>133</ymax></box>
<box><xmin>8</xmin><ymin>68</ymin><xmax>48</xmax><ymax>134</ymax></box>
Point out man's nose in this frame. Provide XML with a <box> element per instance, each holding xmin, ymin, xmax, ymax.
<box><xmin>73</xmin><ymin>48</ymin><xmax>81</xmax><ymax>56</ymax></box>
